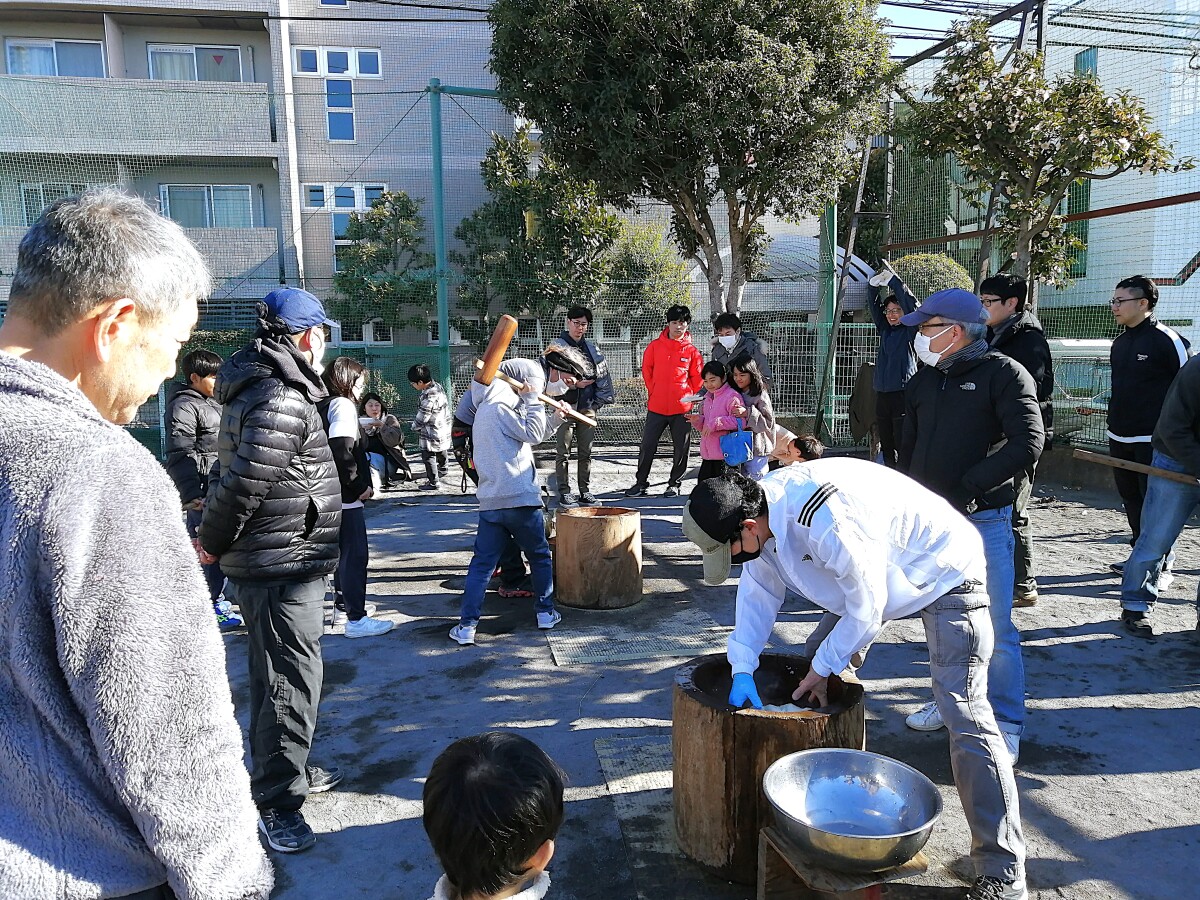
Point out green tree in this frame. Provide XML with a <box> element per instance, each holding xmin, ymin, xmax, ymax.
<box><xmin>597</xmin><ymin>224</ymin><xmax>691</xmax><ymax>374</ymax></box>
<box><xmin>449</xmin><ymin>128</ymin><xmax>621</xmax><ymax>352</ymax></box>
<box><xmin>892</xmin><ymin>253</ymin><xmax>974</xmax><ymax>300</ymax></box>
<box><xmin>329</xmin><ymin>190</ymin><xmax>436</xmax><ymax>331</ymax></box>
<box><xmin>488</xmin><ymin>0</ymin><xmax>892</xmax><ymax>318</ymax></box>
<box><xmin>903</xmin><ymin>20</ymin><xmax>1190</xmax><ymax>306</ymax></box>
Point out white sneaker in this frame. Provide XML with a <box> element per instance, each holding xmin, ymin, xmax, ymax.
<box><xmin>333</xmin><ymin>602</ymin><xmax>377</xmax><ymax>626</ymax></box>
<box><xmin>537</xmin><ymin>610</ymin><xmax>562</xmax><ymax>630</ymax></box>
<box><xmin>1003</xmin><ymin>732</ymin><xmax>1020</xmax><ymax>766</ymax></box>
<box><xmin>905</xmin><ymin>701</ymin><xmax>945</xmax><ymax>732</ymax></box>
<box><xmin>344</xmin><ymin>616</ymin><xmax>394</xmax><ymax>638</ymax></box>
<box><xmin>1158</xmin><ymin>566</ymin><xmax>1175</xmax><ymax>592</ymax></box>
<box><xmin>449</xmin><ymin>622</ymin><xmax>477</xmax><ymax>645</ymax></box>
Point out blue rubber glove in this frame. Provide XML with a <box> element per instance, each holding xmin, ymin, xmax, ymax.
<box><xmin>729</xmin><ymin>672</ymin><xmax>763</xmax><ymax>709</ymax></box>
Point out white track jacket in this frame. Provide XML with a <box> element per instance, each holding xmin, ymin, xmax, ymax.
<box><xmin>728</xmin><ymin>458</ymin><xmax>987</xmax><ymax>678</ymax></box>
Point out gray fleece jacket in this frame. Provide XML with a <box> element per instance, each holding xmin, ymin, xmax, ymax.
<box><xmin>469</xmin><ymin>369</ymin><xmax>558</xmax><ymax>511</ymax></box>
<box><xmin>0</xmin><ymin>352</ymin><xmax>272</xmax><ymax>900</ymax></box>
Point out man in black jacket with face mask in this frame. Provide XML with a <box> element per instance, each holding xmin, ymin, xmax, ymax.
<box><xmin>198</xmin><ymin>287</ymin><xmax>342</xmax><ymax>856</ymax></box>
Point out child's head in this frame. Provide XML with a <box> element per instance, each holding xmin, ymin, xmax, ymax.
<box><xmin>729</xmin><ymin>355</ymin><xmax>764</xmax><ymax>397</ymax></box>
<box><xmin>701</xmin><ymin>360</ymin><xmax>727</xmax><ymax>393</ymax></box>
<box><xmin>408</xmin><ymin>363</ymin><xmax>433</xmax><ymax>390</ymax></box>
<box><xmin>783</xmin><ymin>433</ymin><xmax>825</xmax><ymax>463</ymax></box>
<box><xmin>424</xmin><ymin>732</ymin><xmax>565</xmax><ymax>899</ymax></box>
<box><xmin>182</xmin><ymin>349</ymin><xmax>222</xmax><ymax>396</ymax></box>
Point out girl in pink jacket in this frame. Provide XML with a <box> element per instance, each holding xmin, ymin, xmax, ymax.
<box><xmin>687</xmin><ymin>360</ymin><xmax>746</xmax><ymax>481</ymax></box>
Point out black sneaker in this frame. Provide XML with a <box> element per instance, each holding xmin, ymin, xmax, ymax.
<box><xmin>259</xmin><ymin>809</ymin><xmax>316</xmax><ymax>853</ymax></box>
<box><xmin>1110</xmin><ymin>561</ymin><xmax>1125</xmax><ymax>574</ymax></box>
<box><xmin>559</xmin><ymin>493</ymin><xmax>580</xmax><ymax>508</ymax></box>
<box><xmin>663</xmin><ymin>484</ymin><xmax>680</xmax><ymax>498</ymax></box>
<box><xmin>1121</xmin><ymin>609</ymin><xmax>1155</xmax><ymax>639</ymax></box>
<box><xmin>966</xmin><ymin>876</ymin><xmax>1026</xmax><ymax>900</ymax></box>
<box><xmin>578</xmin><ymin>492</ymin><xmax>599</xmax><ymax>505</ymax></box>
<box><xmin>625</xmin><ymin>483</ymin><xmax>649</xmax><ymax>497</ymax></box>
<box><xmin>306</xmin><ymin>764</ymin><xmax>344</xmax><ymax>794</ymax></box>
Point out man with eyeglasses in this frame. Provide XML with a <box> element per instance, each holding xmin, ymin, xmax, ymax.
<box><xmin>896</xmin><ymin>289</ymin><xmax>1044</xmax><ymax>764</ymax></box>
<box><xmin>981</xmin><ymin>275</ymin><xmax>1054</xmax><ymax>609</ymax></box>
<box><xmin>1104</xmin><ymin>276</ymin><xmax>1190</xmax><ymax>608</ymax></box>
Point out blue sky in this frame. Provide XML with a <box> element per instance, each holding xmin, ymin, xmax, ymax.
<box><xmin>880</xmin><ymin>3</ymin><xmax>971</xmax><ymax>59</ymax></box>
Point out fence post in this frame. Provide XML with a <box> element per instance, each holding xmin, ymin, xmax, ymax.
<box><xmin>427</xmin><ymin>78</ymin><xmax>452</xmax><ymax>390</ymax></box>
<box><xmin>815</xmin><ymin>203</ymin><xmax>838</xmax><ymax>437</ymax></box>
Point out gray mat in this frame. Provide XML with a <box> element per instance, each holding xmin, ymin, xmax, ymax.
<box><xmin>546</xmin><ymin>606</ymin><xmax>731</xmax><ymax>666</ymax></box>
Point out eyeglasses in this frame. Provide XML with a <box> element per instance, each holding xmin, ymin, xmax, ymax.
<box><xmin>916</xmin><ymin>321</ymin><xmax>955</xmax><ymax>333</ymax></box>
<box><xmin>1110</xmin><ymin>297</ymin><xmax>1142</xmax><ymax>307</ymax></box>
<box><xmin>980</xmin><ymin>296</ymin><xmax>1006</xmax><ymax>306</ymax></box>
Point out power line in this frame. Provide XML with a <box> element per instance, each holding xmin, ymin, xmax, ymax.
<box><xmin>0</xmin><ymin>5</ymin><xmax>488</xmax><ymax>23</ymax></box>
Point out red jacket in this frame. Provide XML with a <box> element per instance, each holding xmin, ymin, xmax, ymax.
<box><xmin>642</xmin><ymin>328</ymin><xmax>704</xmax><ymax>416</ymax></box>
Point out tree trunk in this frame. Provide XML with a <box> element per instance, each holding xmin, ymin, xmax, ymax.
<box><xmin>1013</xmin><ymin>225</ymin><xmax>1037</xmax><ymax>312</ymax></box>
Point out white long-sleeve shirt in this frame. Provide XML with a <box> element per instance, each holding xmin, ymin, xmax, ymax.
<box><xmin>728</xmin><ymin>458</ymin><xmax>986</xmax><ymax>678</ymax></box>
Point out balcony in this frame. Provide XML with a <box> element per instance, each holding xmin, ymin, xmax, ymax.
<box><xmin>0</xmin><ymin>75</ymin><xmax>277</xmax><ymax>156</ymax></box>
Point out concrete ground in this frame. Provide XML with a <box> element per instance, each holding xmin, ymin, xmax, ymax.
<box><xmin>220</xmin><ymin>449</ymin><xmax>1200</xmax><ymax>900</ymax></box>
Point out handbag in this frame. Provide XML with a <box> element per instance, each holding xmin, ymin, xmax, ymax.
<box><xmin>719</xmin><ymin>418</ymin><xmax>753</xmax><ymax>466</ymax></box>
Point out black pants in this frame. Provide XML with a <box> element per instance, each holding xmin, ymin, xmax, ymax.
<box><xmin>335</xmin><ymin>505</ymin><xmax>368</xmax><ymax>620</ymax></box>
<box><xmin>697</xmin><ymin>458</ymin><xmax>729</xmax><ymax>481</ymax></box>
<box><xmin>226</xmin><ymin>576</ymin><xmax>325</xmax><ymax>813</ymax></box>
<box><xmin>1109</xmin><ymin>439</ymin><xmax>1153</xmax><ymax>544</ymax></box>
<box><xmin>875</xmin><ymin>390</ymin><xmax>906</xmax><ymax>469</ymax></box>
<box><xmin>498</xmin><ymin>535</ymin><xmax>530</xmax><ymax>589</ymax></box>
<box><xmin>422</xmin><ymin>449</ymin><xmax>448</xmax><ymax>483</ymax></box>
<box><xmin>635</xmin><ymin>411</ymin><xmax>693</xmax><ymax>487</ymax></box>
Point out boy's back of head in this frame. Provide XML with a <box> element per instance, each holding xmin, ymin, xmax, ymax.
<box><xmin>424</xmin><ymin>732</ymin><xmax>565</xmax><ymax>899</ymax></box>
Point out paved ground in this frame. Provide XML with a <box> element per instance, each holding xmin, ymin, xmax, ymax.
<box><xmin>219</xmin><ymin>449</ymin><xmax>1200</xmax><ymax>900</ymax></box>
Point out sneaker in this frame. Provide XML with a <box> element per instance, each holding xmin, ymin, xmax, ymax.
<box><xmin>1002</xmin><ymin>732</ymin><xmax>1020</xmax><ymax>766</ymax></box>
<box><xmin>419</xmin><ymin>481</ymin><xmax>439</xmax><ymax>491</ymax></box>
<box><xmin>1121</xmin><ymin>609</ymin><xmax>1155</xmax><ymax>639</ymax></box>
<box><xmin>306</xmin><ymin>765</ymin><xmax>344</xmax><ymax>794</ymax></box>
<box><xmin>1157</xmin><ymin>566</ymin><xmax>1175</xmax><ymax>592</ymax></box>
<box><xmin>214</xmin><ymin>600</ymin><xmax>243</xmax><ymax>630</ymax></box>
<box><xmin>663</xmin><ymin>484</ymin><xmax>681</xmax><ymax>498</ymax></box>
<box><xmin>1013</xmin><ymin>590</ymin><xmax>1038</xmax><ymax>608</ymax></box>
<box><xmin>333</xmin><ymin>602</ymin><xmax>376</xmax><ymax>626</ymax></box>
<box><xmin>1109</xmin><ymin>561</ymin><xmax>1125</xmax><ymax>574</ymax></box>
<box><xmin>966</xmin><ymin>875</ymin><xmax>1027</xmax><ymax>900</ymax></box>
<box><xmin>259</xmin><ymin>809</ymin><xmax>316</xmax><ymax>853</ymax></box>
<box><xmin>537</xmin><ymin>610</ymin><xmax>562</xmax><ymax>630</ymax></box>
<box><xmin>498</xmin><ymin>586</ymin><xmax>535</xmax><ymax>598</ymax></box>
<box><xmin>578</xmin><ymin>492</ymin><xmax>600</xmax><ymax>505</ymax></box>
<box><xmin>449</xmin><ymin>622</ymin><xmax>477</xmax><ymax>645</ymax></box>
<box><xmin>344</xmin><ymin>615</ymin><xmax>394</xmax><ymax>638</ymax></box>
<box><xmin>905</xmin><ymin>701</ymin><xmax>945</xmax><ymax>732</ymax></box>
<box><xmin>625</xmin><ymin>483</ymin><xmax>649</xmax><ymax>497</ymax></box>
<box><xmin>559</xmin><ymin>492</ymin><xmax>580</xmax><ymax>508</ymax></box>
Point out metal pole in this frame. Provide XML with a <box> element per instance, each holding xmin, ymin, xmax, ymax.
<box><xmin>427</xmin><ymin>78</ymin><xmax>451</xmax><ymax>390</ymax></box>
<box><xmin>813</xmin><ymin>203</ymin><xmax>837</xmax><ymax>440</ymax></box>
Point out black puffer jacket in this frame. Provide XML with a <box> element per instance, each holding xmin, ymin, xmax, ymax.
<box><xmin>989</xmin><ymin>310</ymin><xmax>1055</xmax><ymax>440</ymax></box>
<box><xmin>163</xmin><ymin>384</ymin><xmax>221</xmax><ymax>505</ymax></box>
<box><xmin>198</xmin><ymin>336</ymin><xmax>341</xmax><ymax>582</ymax></box>
<box><xmin>899</xmin><ymin>349</ymin><xmax>1044</xmax><ymax>513</ymax></box>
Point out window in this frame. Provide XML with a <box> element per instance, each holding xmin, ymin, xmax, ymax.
<box><xmin>332</xmin><ymin>212</ymin><xmax>354</xmax><ymax>239</ymax></box>
<box><xmin>6</xmin><ymin>39</ymin><xmax>105</xmax><ymax>77</ymax></box>
<box><xmin>149</xmin><ymin>44</ymin><xmax>242</xmax><ymax>82</ymax></box>
<box><xmin>292</xmin><ymin>45</ymin><xmax>381</xmax><ymax>78</ymax></box>
<box><xmin>334</xmin><ymin>186</ymin><xmax>356</xmax><ymax>207</ymax></box>
<box><xmin>1074</xmin><ymin>47</ymin><xmax>1097</xmax><ymax>77</ymax></box>
<box><xmin>326</xmin><ymin>78</ymin><xmax>354</xmax><ymax>141</ymax></box>
<box><xmin>428</xmin><ymin>319</ymin><xmax>468</xmax><ymax>346</ymax></box>
<box><xmin>364</xmin><ymin>184</ymin><xmax>385</xmax><ymax>205</ymax></box>
<box><xmin>303</xmin><ymin>183</ymin><xmax>388</xmax><ymax>210</ymax></box>
<box><xmin>304</xmin><ymin>184</ymin><xmax>325</xmax><ymax>208</ymax></box>
<box><xmin>320</xmin><ymin>0</ymin><xmax>349</xmax><ymax>5</ymax></box>
<box><xmin>160</xmin><ymin>184</ymin><xmax>254</xmax><ymax>228</ymax></box>
<box><xmin>21</xmin><ymin>182</ymin><xmax>89</xmax><ymax>225</ymax></box>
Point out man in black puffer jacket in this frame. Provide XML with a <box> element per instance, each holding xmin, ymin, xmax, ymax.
<box><xmin>198</xmin><ymin>287</ymin><xmax>342</xmax><ymax>856</ymax></box>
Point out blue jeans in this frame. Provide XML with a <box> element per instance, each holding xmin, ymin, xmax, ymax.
<box><xmin>969</xmin><ymin>505</ymin><xmax>1024</xmax><ymax>735</ymax></box>
<box><xmin>1121</xmin><ymin>451</ymin><xmax>1199</xmax><ymax>613</ymax></box>
<box><xmin>460</xmin><ymin>506</ymin><xmax>554</xmax><ymax>625</ymax></box>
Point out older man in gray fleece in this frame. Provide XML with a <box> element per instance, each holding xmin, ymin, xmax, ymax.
<box><xmin>0</xmin><ymin>191</ymin><xmax>272</xmax><ymax>900</ymax></box>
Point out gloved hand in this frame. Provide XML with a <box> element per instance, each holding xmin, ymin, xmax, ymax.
<box><xmin>729</xmin><ymin>672</ymin><xmax>763</xmax><ymax>709</ymax></box>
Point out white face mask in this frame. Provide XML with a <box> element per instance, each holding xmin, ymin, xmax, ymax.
<box><xmin>544</xmin><ymin>376</ymin><xmax>570</xmax><ymax>397</ymax></box>
<box><xmin>718</xmin><ymin>334</ymin><xmax>738</xmax><ymax>350</ymax></box>
<box><xmin>914</xmin><ymin>325</ymin><xmax>953</xmax><ymax>367</ymax></box>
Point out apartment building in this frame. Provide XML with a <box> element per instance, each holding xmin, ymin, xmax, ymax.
<box><xmin>0</xmin><ymin>0</ymin><xmax>507</xmax><ymax>338</ymax></box>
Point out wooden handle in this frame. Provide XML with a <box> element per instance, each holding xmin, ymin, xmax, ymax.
<box><xmin>474</xmin><ymin>314</ymin><xmax>519</xmax><ymax>386</ymax></box>
<box><xmin>474</xmin><ymin>360</ymin><xmax>598</xmax><ymax>427</ymax></box>
<box><xmin>1072</xmin><ymin>448</ymin><xmax>1200</xmax><ymax>487</ymax></box>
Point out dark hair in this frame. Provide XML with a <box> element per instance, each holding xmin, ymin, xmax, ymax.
<box><xmin>565</xmin><ymin>305</ymin><xmax>592</xmax><ymax>323</ymax></box>
<box><xmin>1115</xmin><ymin>275</ymin><xmax>1159</xmax><ymax>309</ymax></box>
<box><xmin>408</xmin><ymin>363</ymin><xmax>433</xmax><ymax>385</ymax></box>
<box><xmin>423</xmin><ymin>732</ymin><xmax>565</xmax><ymax>898</ymax></box>
<box><xmin>359</xmin><ymin>391</ymin><xmax>387</xmax><ymax>415</ymax></box>
<box><xmin>322</xmin><ymin>356</ymin><xmax>366</xmax><ymax>399</ymax></box>
<box><xmin>882</xmin><ymin>295</ymin><xmax>904</xmax><ymax>310</ymax></box>
<box><xmin>182</xmin><ymin>349</ymin><xmax>221</xmax><ymax>381</ymax></box>
<box><xmin>701</xmin><ymin>360</ymin><xmax>727</xmax><ymax>384</ymax></box>
<box><xmin>722</xmin><ymin>472</ymin><xmax>768</xmax><ymax>535</ymax></box>
<box><xmin>729</xmin><ymin>355</ymin><xmax>764</xmax><ymax>397</ymax></box>
<box><xmin>665</xmin><ymin>304</ymin><xmax>691</xmax><ymax>324</ymax></box>
<box><xmin>713</xmin><ymin>312</ymin><xmax>742</xmax><ymax>331</ymax></box>
<box><xmin>793</xmin><ymin>434</ymin><xmax>825</xmax><ymax>460</ymax></box>
<box><xmin>979</xmin><ymin>274</ymin><xmax>1028</xmax><ymax>312</ymax></box>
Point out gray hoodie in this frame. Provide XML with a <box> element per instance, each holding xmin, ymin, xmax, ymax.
<box><xmin>469</xmin><ymin>368</ymin><xmax>557</xmax><ymax>511</ymax></box>
<box><xmin>0</xmin><ymin>352</ymin><xmax>272</xmax><ymax>900</ymax></box>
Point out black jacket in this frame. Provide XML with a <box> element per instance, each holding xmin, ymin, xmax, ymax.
<box><xmin>1108</xmin><ymin>316</ymin><xmax>1191</xmax><ymax>441</ymax></box>
<box><xmin>164</xmin><ymin>384</ymin><xmax>221</xmax><ymax>505</ymax></box>
<box><xmin>899</xmin><ymin>349</ymin><xmax>1045</xmax><ymax>513</ymax></box>
<box><xmin>989</xmin><ymin>310</ymin><xmax>1054</xmax><ymax>439</ymax></box>
<box><xmin>1153</xmin><ymin>354</ymin><xmax>1200</xmax><ymax>476</ymax></box>
<box><xmin>198</xmin><ymin>337</ymin><xmax>341</xmax><ymax>582</ymax></box>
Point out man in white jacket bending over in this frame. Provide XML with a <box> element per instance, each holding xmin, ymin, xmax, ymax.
<box><xmin>682</xmin><ymin>462</ymin><xmax>1026</xmax><ymax>900</ymax></box>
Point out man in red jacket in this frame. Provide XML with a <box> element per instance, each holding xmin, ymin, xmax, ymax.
<box><xmin>626</xmin><ymin>304</ymin><xmax>704</xmax><ymax>498</ymax></box>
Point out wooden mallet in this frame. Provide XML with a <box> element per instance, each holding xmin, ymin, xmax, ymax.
<box><xmin>1073</xmin><ymin>448</ymin><xmax>1200</xmax><ymax>487</ymax></box>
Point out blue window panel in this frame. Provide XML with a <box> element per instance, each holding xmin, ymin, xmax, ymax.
<box><xmin>333</xmin><ymin>213</ymin><xmax>353</xmax><ymax>239</ymax></box>
<box><xmin>357</xmin><ymin>50</ymin><xmax>380</xmax><ymax>76</ymax></box>
<box><xmin>364</xmin><ymin>184</ymin><xmax>385</xmax><ymax>205</ymax></box>
<box><xmin>296</xmin><ymin>49</ymin><xmax>318</xmax><ymax>73</ymax></box>
<box><xmin>321</xmin><ymin>0</ymin><xmax>348</xmax><ymax>5</ymax></box>
<box><xmin>326</xmin><ymin>78</ymin><xmax>353</xmax><ymax>108</ymax></box>
<box><xmin>328</xmin><ymin>112</ymin><xmax>355</xmax><ymax>141</ymax></box>
<box><xmin>305</xmin><ymin>185</ymin><xmax>325</xmax><ymax>207</ymax></box>
<box><xmin>334</xmin><ymin>187</ymin><xmax>356</xmax><ymax>207</ymax></box>
<box><xmin>326</xmin><ymin>50</ymin><xmax>350</xmax><ymax>75</ymax></box>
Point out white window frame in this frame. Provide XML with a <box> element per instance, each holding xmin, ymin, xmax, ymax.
<box><xmin>20</xmin><ymin>182</ymin><xmax>92</xmax><ymax>225</ymax></box>
<box><xmin>292</xmin><ymin>44</ymin><xmax>381</xmax><ymax>78</ymax></box>
<box><xmin>304</xmin><ymin>183</ymin><xmax>387</xmax><ymax>210</ymax></box>
<box><xmin>303</xmin><ymin>184</ymin><xmax>326</xmax><ymax>208</ymax></box>
<box><xmin>5</xmin><ymin>38</ymin><xmax>106</xmax><ymax>77</ymax></box>
<box><xmin>147</xmin><ymin>43</ymin><xmax>243</xmax><ymax>82</ymax></box>
<box><xmin>326</xmin><ymin>77</ymin><xmax>355</xmax><ymax>143</ymax></box>
<box><xmin>159</xmin><ymin>183</ymin><xmax>255</xmax><ymax>228</ymax></box>
<box><xmin>428</xmin><ymin>318</ymin><xmax>469</xmax><ymax>346</ymax></box>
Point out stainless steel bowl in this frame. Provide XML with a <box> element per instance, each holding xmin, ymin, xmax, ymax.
<box><xmin>762</xmin><ymin>748</ymin><xmax>942</xmax><ymax>873</ymax></box>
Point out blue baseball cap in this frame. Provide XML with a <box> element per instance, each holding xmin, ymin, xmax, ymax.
<box><xmin>899</xmin><ymin>288</ymin><xmax>988</xmax><ymax>327</ymax></box>
<box><xmin>259</xmin><ymin>287</ymin><xmax>331</xmax><ymax>334</ymax></box>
